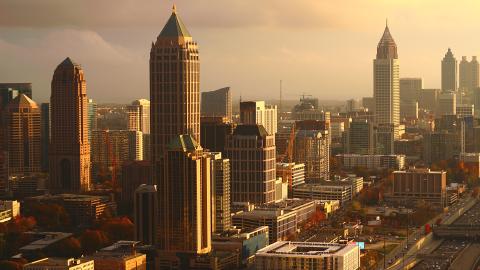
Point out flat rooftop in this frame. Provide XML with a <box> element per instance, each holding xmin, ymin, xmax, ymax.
<box><xmin>257</xmin><ymin>241</ymin><xmax>358</xmax><ymax>258</ymax></box>
<box><xmin>20</xmin><ymin>232</ymin><xmax>72</xmax><ymax>251</ymax></box>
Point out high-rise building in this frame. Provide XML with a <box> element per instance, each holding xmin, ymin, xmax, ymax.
<box><xmin>276</xmin><ymin>162</ymin><xmax>306</xmax><ymax>196</ymax></box>
<box><xmin>49</xmin><ymin>57</ymin><xmax>91</xmax><ymax>193</ymax></box>
<box><xmin>400</xmin><ymin>100</ymin><xmax>418</xmax><ymax>120</ymax></box>
<box><xmin>40</xmin><ymin>103</ymin><xmax>50</xmax><ymax>172</ymax></box>
<box><xmin>23</xmin><ymin>258</ymin><xmax>95</xmax><ymax>270</ymax></box>
<box><xmin>0</xmin><ymin>83</ymin><xmax>32</xmax><ymax>111</ymax></box>
<box><xmin>438</xmin><ymin>91</ymin><xmax>457</xmax><ymax>116</ymax></box>
<box><xmin>345</xmin><ymin>119</ymin><xmax>375</xmax><ymax>155</ymax></box>
<box><xmin>225</xmin><ymin>125</ymin><xmax>276</xmax><ymax>204</ymax></box>
<box><xmin>400</xmin><ymin>78</ymin><xmax>422</xmax><ymax>102</ymax></box>
<box><xmin>419</xmin><ymin>88</ymin><xmax>440</xmax><ymax>112</ymax></box>
<box><xmin>345</xmin><ymin>99</ymin><xmax>359</xmax><ymax>113</ymax></box>
<box><xmin>87</xmin><ymin>99</ymin><xmax>97</xmax><ymax>142</ymax></box>
<box><xmin>127</xmin><ymin>99</ymin><xmax>150</xmax><ymax>134</ymax></box>
<box><xmin>134</xmin><ymin>184</ymin><xmax>158</xmax><ymax>246</ymax></box>
<box><xmin>158</xmin><ymin>134</ymin><xmax>211</xmax><ymax>254</ymax></box>
<box><xmin>200</xmin><ymin>116</ymin><xmax>235</xmax><ymax>153</ymax></box>
<box><xmin>3</xmin><ymin>94</ymin><xmax>41</xmax><ymax>175</ymax></box>
<box><xmin>374</xmin><ymin>23</ymin><xmax>400</xmax><ymax>127</ymax></box>
<box><xmin>240</xmin><ymin>101</ymin><xmax>278</xmax><ymax>136</ymax></box>
<box><xmin>459</xmin><ymin>56</ymin><xmax>479</xmax><ymax>94</ymax></box>
<box><xmin>0</xmin><ymin>151</ymin><xmax>7</xmax><ymax>193</ymax></box>
<box><xmin>201</xmin><ymin>87</ymin><xmax>232</xmax><ymax>121</ymax></box>
<box><xmin>120</xmin><ymin>160</ymin><xmax>152</xmax><ymax>204</ymax></box>
<box><xmin>362</xmin><ymin>97</ymin><xmax>375</xmax><ymax>112</ymax></box>
<box><xmin>442</xmin><ymin>48</ymin><xmax>458</xmax><ymax>92</ymax></box>
<box><xmin>208</xmin><ymin>152</ymin><xmax>231</xmax><ymax>233</ymax></box>
<box><xmin>150</xmin><ymin>7</ymin><xmax>200</xmax><ymax>188</ymax></box>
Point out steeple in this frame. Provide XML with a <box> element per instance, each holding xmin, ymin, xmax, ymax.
<box><xmin>158</xmin><ymin>5</ymin><xmax>191</xmax><ymax>38</ymax></box>
<box><xmin>376</xmin><ymin>23</ymin><xmax>398</xmax><ymax>59</ymax></box>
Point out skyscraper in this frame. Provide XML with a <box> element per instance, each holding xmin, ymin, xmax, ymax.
<box><xmin>374</xmin><ymin>23</ymin><xmax>400</xmax><ymax>127</ymax></box>
<box><xmin>49</xmin><ymin>57</ymin><xmax>91</xmax><ymax>193</ymax></box>
<box><xmin>201</xmin><ymin>87</ymin><xmax>232</xmax><ymax>121</ymax></box>
<box><xmin>87</xmin><ymin>99</ymin><xmax>97</xmax><ymax>143</ymax></box>
<box><xmin>208</xmin><ymin>152</ymin><xmax>231</xmax><ymax>233</ymax></box>
<box><xmin>442</xmin><ymin>48</ymin><xmax>458</xmax><ymax>92</ymax></box>
<box><xmin>459</xmin><ymin>56</ymin><xmax>479</xmax><ymax>94</ymax></box>
<box><xmin>40</xmin><ymin>103</ymin><xmax>50</xmax><ymax>172</ymax></box>
<box><xmin>3</xmin><ymin>94</ymin><xmax>41</xmax><ymax>175</ymax></box>
<box><xmin>400</xmin><ymin>78</ymin><xmax>423</xmax><ymax>102</ymax></box>
<box><xmin>127</xmin><ymin>99</ymin><xmax>150</xmax><ymax>134</ymax></box>
<box><xmin>240</xmin><ymin>101</ymin><xmax>278</xmax><ymax>135</ymax></box>
<box><xmin>134</xmin><ymin>184</ymin><xmax>158</xmax><ymax>246</ymax></box>
<box><xmin>150</xmin><ymin>6</ymin><xmax>200</xmax><ymax>186</ymax></box>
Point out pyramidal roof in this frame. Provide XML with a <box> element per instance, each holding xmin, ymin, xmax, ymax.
<box><xmin>167</xmin><ymin>134</ymin><xmax>201</xmax><ymax>152</ymax></box>
<box><xmin>7</xmin><ymin>93</ymin><xmax>38</xmax><ymax>109</ymax></box>
<box><xmin>159</xmin><ymin>5</ymin><xmax>191</xmax><ymax>38</ymax></box>
<box><xmin>376</xmin><ymin>22</ymin><xmax>398</xmax><ymax>59</ymax></box>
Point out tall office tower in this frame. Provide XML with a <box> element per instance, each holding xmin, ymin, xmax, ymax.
<box><xmin>438</xmin><ymin>91</ymin><xmax>457</xmax><ymax>116</ymax></box>
<box><xmin>459</xmin><ymin>56</ymin><xmax>480</xmax><ymax>94</ymax></box>
<box><xmin>374</xmin><ymin>23</ymin><xmax>400</xmax><ymax>127</ymax></box>
<box><xmin>90</xmin><ymin>130</ymin><xmax>143</xmax><ymax>180</ymax></box>
<box><xmin>240</xmin><ymin>101</ymin><xmax>278</xmax><ymax>136</ymax></box>
<box><xmin>362</xmin><ymin>97</ymin><xmax>375</xmax><ymax>112</ymax></box>
<box><xmin>375</xmin><ymin>123</ymin><xmax>396</xmax><ymax>154</ymax></box>
<box><xmin>120</xmin><ymin>160</ymin><xmax>152</xmax><ymax>204</ymax></box>
<box><xmin>294</xmin><ymin>120</ymin><xmax>330</xmax><ymax>181</ymax></box>
<box><xmin>142</xmin><ymin>133</ymin><xmax>150</xmax><ymax>161</ymax></box>
<box><xmin>225</xmin><ymin>125</ymin><xmax>276</xmax><ymax>204</ymax></box>
<box><xmin>201</xmin><ymin>87</ymin><xmax>232</xmax><ymax>121</ymax></box>
<box><xmin>87</xmin><ymin>99</ymin><xmax>97</xmax><ymax>142</ymax></box>
<box><xmin>49</xmin><ymin>57</ymin><xmax>91</xmax><ymax>193</ymax></box>
<box><xmin>0</xmin><ymin>151</ymin><xmax>7</xmax><ymax>192</ymax></box>
<box><xmin>3</xmin><ymin>94</ymin><xmax>41</xmax><ymax>175</ymax></box>
<box><xmin>442</xmin><ymin>48</ymin><xmax>458</xmax><ymax>92</ymax></box>
<box><xmin>150</xmin><ymin>7</ymin><xmax>200</xmax><ymax>187</ymax></box>
<box><xmin>419</xmin><ymin>89</ymin><xmax>440</xmax><ymax>112</ymax></box>
<box><xmin>158</xmin><ymin>135</ymin><xmax>211</xmax><ymax>254</ymax></box>
<box><xmin>0</xmin><ymin>83</ymin><xmax>32</xmax><ymax>110</ymax></box>
<box><xmin>40</xmin><ymin>103</ymin><xmax>50</xmax><ymax>172</ymax></box>
<box><xmin>127</xmin><ymin>99</ymin><xmax>150</xmax><ymax>134</ymax></box>
<box><xmin>400</xmin><ymin>78</ymin><xmax>423</xmax><ymax>102</ymax></box>
<box><xmin>134</xmin><ymin>184</ymin><xmax>158</xmax><ymax>245</ymax></box>
<box><xmin>345</xmin><ymin>119</ymin><xmax>375</xmax><ymax>155</ymax></box>
<box><xmin>200</xmin><ymin>116</ymin><xmax>235</xmax><ymax>153</ymax></box>
<box><xmin>208</xmin><ymin>152</ymin><xmax>231</xmax><ymax>233</ymax></box>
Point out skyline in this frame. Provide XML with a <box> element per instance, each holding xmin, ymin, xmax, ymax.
<box><xmin>1</xmin><ymin>1</ymin><xmax>480</xmax><ymax>103</ymax></box>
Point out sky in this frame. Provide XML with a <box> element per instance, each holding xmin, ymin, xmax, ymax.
<box><xmin>1</xmin><ymin>0</ymin><xmax>480</xmax><ymax>103</ymax></box>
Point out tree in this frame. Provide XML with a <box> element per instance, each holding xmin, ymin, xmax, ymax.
<box><xmin>98</xmin><ymin>217</ymin><xmax>134</xmax><ymax>242</ymax></box>
<box><xmin>24</xmin><ymin>203</ymin><xmax>69</xmax><ymax>230</ymax></box>
<box><xmin>47</xmin><ymin>237</ymin><xmax>82</xmax><ymax>258</ymax></box>
<box><xmin>0</xmin><ymin>260</ymin><xmax>23</xmax><ymax>270</ymax></box>
<box><xmin>80</xmin><ymin>230</ymin><xmax>110</xmax><ymax>254</ymax></box>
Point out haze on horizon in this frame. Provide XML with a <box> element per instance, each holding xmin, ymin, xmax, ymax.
<box><xmin>0</xmin><ymin>0</ymin><xmax>479</xmax><ymax>103</ymax></box>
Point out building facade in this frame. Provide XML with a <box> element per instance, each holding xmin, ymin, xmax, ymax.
<box><xmin>134</xmin><ymin>184</ymin><xmax>158</xmax><ymax>246</ymax></box>
<box><xmin>209</xmin><ymin>152</ymin><xmax>231</xmax><ymax>233</ymax></box>
<box><xmin>459</xmin><ymin>56</ymin><xmax>479</xmax><ymax>94</ymax></box>
<box><xmin>127</xmin><ymin>99</ymin><xmax>150</xmax><ymax>134</ymax></box>
<box><xmin>240</xmin><ymin>101</ymin><xmax>278</xmax><ymax>136</ymax></box>
<box><xmin>442</xmin><ymin>48</ymin><xmax>458</xmax><ymax>92</ymax></box>
<box><xmin>201</xmin><ymin>87</ymin><xmax>232</xmax><ymax>121</ymax></box>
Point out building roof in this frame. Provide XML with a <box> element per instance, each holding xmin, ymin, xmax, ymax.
<box><xmin>167</xmin><ymin>134</ymin><xmax>201</xmax><ymax>151</ymax></box>
<box><xmin>256</xmin><ymin>241</ymin><xmax>358</xmax><ymax>258</ymax></box>
<box><xmin>159</xmin><ymin>5</ymin><xmax>191</xmax><ymax>38</ymax></box>
<box><xmin>7</xmin><ymin>94</ymin><xmax>38</xmax><ymax>109</ymax></box>
<box><xmin>233</xmin><ymin>124</ymin><xmax>269</xmax><ymax>137</ymax></box>
<box><xmin>444</xmin><ymin>48</ymin><xmax>455</xmax><ymax>59</ymax></box>
<box><xmin>58</xmin><ymin>57</ymin><xmax>81</xmax><ymax>68</ymax></box>
<box><xmin>376</xmin><ymin>23</ymin><xmax>398</xmax><ymax>59</ymax></box>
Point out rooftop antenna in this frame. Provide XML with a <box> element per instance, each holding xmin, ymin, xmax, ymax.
<box><xmin>279</xmin><ymin>80</ymin><xmax>283</xmax><ymax>116</ymax></box>
<box><xmin>172</xmin><ymin>4</ymin><xmax>177</xmax><ymax>14</ymax></box>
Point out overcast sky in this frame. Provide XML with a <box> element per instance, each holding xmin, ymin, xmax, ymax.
<box><xmin>0</xmin><ymin>0</ymin><xmax>479</xmax><ymax>103</ymax></box>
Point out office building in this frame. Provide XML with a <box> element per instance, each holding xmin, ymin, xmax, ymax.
<box><xmin>391</xmin><ymin>168</ymin><xmax>447</xmax><ymax>207</ymax></box>
<box><xmin>276</xmin><ymin>162</ymin><xmax>306</xmax><ymax>196</ymax></box>
<box><xmin>150</xmin><ymin>6</ymin><xmax>200</xmax><ymax>187</ymax></box>
<box><xmin>0</xmin><ymin>83</ymin><xmax>32</xmax><ymax>111</ymax></box>
<box><xmin>255</xmin><ymin>242</ymin><xmax>360</xmax><ymax>270</ymax></box>
<box><xmin>225</xmin><ymin>125</ymin><xmax>276</xmax><ymax>204</ymax></box>
<box><xmin>87</xmin><ymin>99</ymin><xmax>97</xmax><ymax>142</ymax></box>
<box><xmin>460</xmin><ymin>153</ymin><xmax>480</xmax><ymax>178</ymax></box>
<box><xmin>374</xmin><ymin>23</ymin><xmax>400</xmax><ymax>127</ymax></box>
<box><xmin>134</xmin><ymin>184</ymin><xmax>157</xmax><ymax>246</ymax></box>
<box><xmin>336</xmin><ymin>154</ymin><xmax>405</xmax><ymax>170</ymax></box>
<box><xmin>3</xmin><ymin>94</ymin><xmax>41</xmax><ymax>175</ymax></box>
<box><xmin>201</xmin><ymin>87</ymin><xmax>232</xmax><ymax>121</ymax></box>
<box><xmin>9</xmin><ymin>174</ymin><xmax>45</xmax><ymax>198</ymax></box>
<box><xmin>345</xmin><ymin>99</ymin><xmax>360</xmax><ymax>113</ymax></box>
<box><xmin>438</xmin><ymin>91</ymin><xmax>456</xmax><ymax>116</ymax></box>
<box><xmin>200</xmin><ymin>116</ymin><xmax>235</xmax><ymax>153</ymax></box>
<box><xmin>142</xmin><ymin>133</ymin><xmax>150</xmax><ymax>161</ymax></box>
<box><xmin>442</xmin><ymin>48</ymin><xmax>458</xmax><ymax>92</ymax></box>
<box><xmin>40</xmin><ymin>103</ymin><xmax>50</xmax><ymax>172</ymax></box>
<box><xmin>345</xmin><ymin>119</ymin><xmax>375</xmax><ymax>155</ymax></box>
<box><xmin>459</xmin><ymin>56</ymin><xmax>479</xmax><ymax>94</ymax></box>
<box><xmin>456</xmin><ymin>104</ymin><xmax>474</xmax><ymax>117</ymax></box>
<box><xmin>158</xmin><ymin>135</ymin><xmax>211</xmax><ymax>254</ymax></box>
<box><xmin>293</xmin><ymin>183</ymin><xmax>352</xmax><ymax>205</ymax></box>
<box><xmin>362</xmin><ymin>97</ymin><xmax>375</xmax><ymax>112</ymax></box>
<box><xmin>419</xmin><ymin>88</ymin><xmax>440</xmax><ymax>112</ymax></box>
<box><xmin>49</xmin><ymin>57</ymin><xmax>91</xmax><ymax>193</ymax></box>
<box><xmin>120</xmin><ymin>160</ymin><xmax>152</xmax><ymax>204</ymax></box>
<box><xmin>209</xmin><ymin>152</ymin><xmax>231</xmax><ymax>233</ymax></box>
<box><xmin>400</xmin><ymin>100</ymin><xmax>418</xmax><ymax>120</ymax></box>
<box><xmin>423</xmin><ymin>132</ymin><xmax>461</xmax><ymax>165</ymax></box>
<box><xmin>375</xmin><ymin>123</ymin><xmax>397</xmax><ymax>155</ymax></box>
<box><xmin>0</xmin><ymin>151</ymin><xmax>7</xmax><ymax>193</ymax></box>
<box><xmin>394</xmin><ymin>136</ymin><xmax>423</xmax><ymax>163</ymax></box>
<box><xmin>400</xmin><ymin>78</ymin><xmax>423</xmax><ymax>102</ymax></box>
<box><xmin>240</xmin><ymin>101</ymin><xmax>277</xmax><ymax>135</ymax></box>
<box><xmin>88</xmin><ymin>241</ymin><xmax>147</xmax><ymax>270</ymax></box>
<box><xmin>24</xmin><ymin>258</ymin><xmax>95</xmax><ymax>270</ymax></box>
<box><xmin>127</xmin><ymin>99</ymin><xmax>150</xmax><ymax>134</ymax></box>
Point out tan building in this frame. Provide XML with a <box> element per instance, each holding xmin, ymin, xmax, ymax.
<box><xmin>276</xmin><ymin>162</ymin><xmax>305</xmax><ymax>196</ymax></box>
<box><xmin>0</xmin><ymin>151</ymin><xmax>7</xmax><ymax>192</ymax></box>
<box><xmin>127</xmin><ymin>99</ymin><xmax>150</xmax><ymax>134</ymax></box>
<box><xmin>150</xmin><ymin>6</ymin><xmax>200</xmax><ymax>186</ymax></box>
<box><xmin>49</xmin><ymin>57</ymin><xmax>90</xmax><ymax>193</ymax></box>
<box><xmin>24</xmin><ymin>258</ymin><xmax>94</xmax><ymax>270</ymax></box>
<box><xmin>158</xmin><ymin>135</ymin><xmax>211</xmax><ymax>254</ymax></box>
<box><xmin>225</xmin><ymin>125</ymin><xmax>276</xmax><ymax>204</ymax></box>
<box><xmin>240</xmin><ymin>101</ymin><xmax>278</xmax><ymax>136</ymax></box>
<box><xmin>438</xmin><ymin>91</ymin><xmax>456</xmax><ymax>116</ymax></box>
<box><xmin>442</xmin><ymin>48</ymin><xmax>458</xmax><ymax>92</ymax></box>
<box><xmin>392</xmin><ymin>168</ymin><xmax>447</xmax><ymax>207</ymax></box>
<box><xmin>201</xmin><ymin>87</ymin><xmax>232</xmax><ymax>121</ymax></box>
<box><xmin>209</xmin><ymin>152</ymin><xmax>231</xmax><ymax>233</ymax></box>
<box><xmin>400</xmin><ymin>78</ymin><xmax>423</xmax><ymax>102</ymax></box>
<box><xmin>88</xmin><ymin>241</ymin><xmax>147</xmax><ymax>270</ymax></box>
<box><xmin>459</xmin><ymin>56</ymin><xmax>479</xmax><ymax>94</ymax></box>
<box><xmin>3</xmin><ymin>94</ymin><xmax>41</xmax><ymax>175</ymax></box>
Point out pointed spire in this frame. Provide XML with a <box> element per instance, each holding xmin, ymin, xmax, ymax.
<box><xmin>376</xmin><ymin>21</ymin><xmax>398</xmax><ymax>59</ymax></box>
<box><xmin>172</xmin><ymin>4</ymin><xmax>177</xmax><ymax>14</ymax></box>
<box><xmin>158</xmin><ymin>5</ymin><xmax>191</xmax><ymax>38</ymax></box>
<box><xmin>386</xmin><ymin>18</ymin><xmax>388</xmax><ymax>28</ymax></box>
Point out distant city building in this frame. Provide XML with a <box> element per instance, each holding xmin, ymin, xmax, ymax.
<box><xmin>391</xmin><ymin>168</ymin><xmax>447</xmax><ymax>207</ymax></box>
<box><xmin>24</xmin><ymin>258</ymin><xmax>94</xmax><ymax>270</ymax></box>
<box><xmin>240</xmin><ymin>101</ymin><xmax>277</xmax><ymax>135</ymax></box>
<box><xmin>255</xmin><ymin>242</ymin><xmax>360</xmax><ymax>270</ymax></box>
<box><xmin>394</xmin><ymin>136</ymin><xmax>424</xmax><ymax>163</ymax></box>
<box><xmin>87</xmin><ymin>99</ymin><xmax>97</xmax><ymax>142</ymax></box>
<box><xmin>400</xmin><ymin>100</ymin><xmax>418</xmax><ymax>120</ymax></box>
<box><xmin>142</xmin><ymin>133</ymin><xmax>150</xmax><ymax>161</ymax></box>
<box><xmin>337</xmin><ymin>154</ymin><xmax>405</xmax><ymax>170</ymax></box>
<box><xmin>49</xmin><ymin>58</ymin><xmax>91</xmax><ymax>193</ymax></box>
<box><xmin>3</xmin><ymin>94</ymin><xmax>41</xmax><ymax>175</ymax></box>
<box><xmin>345</xmin><ymin>99</ymin><xmax>360</xmax><ymax>112</ymax></box>
<box><xmin>375</xmin><ymin>123</ymin><xmax>397</xmax><ymax>155</ymax></box>
<box><xmin>345</xmin><ymin>119</ymin><xmax>375</xmax><ymax>155</ymax></box>
<box><xmin>0</xmin><ymin>83</ymin><xmax>32</xmax><ymax>110</ymax></box>
<box><xmin>442</xmin><ymin>48</ymin><xmax>458</xmax><ymax>92</ymax></box>
<box><xmin>127</xmin><ymin>99</ymin><xmax>150</xmax><ymax>134</ymax></box>
<box><xmin>134</xmin><ymin>184</ymin><xmax>157</xmax><ymax>246</ymax></box>
<box><xmin>459</xmin><ymin>56</ymin><xmax>479</xmax><ymax>94</ymax></box>
<box><xmin>9</xmin><ymin>174</ymin><xmax>45</xmax><ymax>198</ymax></box>
<box><xmin>456</xmin><ymin>104</ymin><xmax>474</xmax><ymax>117</ymax></box>
<box><xmin>374</xmin><ymin>23</ymin><xmax>400</xmax><ymax>128</ymax></box>
<box><xmin>438</xmin><ymin>91</ymin><xmax>457</xmax><ymax>116</ymax></box>
<box><xmin>201</xmin><ymin>87</ymin><xmax>232</xmax><ymax>121</ymax></box>
<box><xmin>40</xmin><ymin>103</ymin><xmax>50</xmax><ymax>172</ymax></box>
<box><xmin>460</xmin><ymin>153</ymin><xmax>480</xmax><ymax>178</ymax></box>
<box><xmin>225</xmin><ymin>125</ymin><xmax>276</xmax><ymax>204</ymax></box>
<box><xmin>200</xmin><ymin>116</ymin><xmax>235</xmax><ymax>153</ymax></box>
<box><xmin>400</xmin><ymin>78</ymin><xmax>423</xmax><ymax>102</ymax></box>
<box><xmin>209</xmin><ymin>152</ymin><xmax>231</xmax><ymax>233</ymax></box>
<box><xmin>276</xmin><ymin>162</ymin><xmax>306</xmax><ymax>196</ymax></box>
<box><xmin>120</xmin><ymin>160</ymin><xmax>152</xmax><ymax>204</ymax></box>
<box><xmin>361</xmin><ymin>97</ymin><xmax>375</xmax><ymax>112</ymax></box>
<box><xmin>293</xmin><ymin>183</ymin><xmax>352</xmax><ymax>205</ymax></box>
<box><xmin>419</xmin><ymin>88</ymin><xmax>440</xmax><ymax>112</ymax></box>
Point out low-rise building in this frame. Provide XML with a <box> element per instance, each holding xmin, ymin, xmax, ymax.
<box><xmin>293</xmin><ymin>183</ymin><xmax>352</xmax><ymax>205</ymax></box>
<box><xmin>87</xmin><ymin>241</ymin><xmax>147</xmax><ymax>270</ymax></box>
<box><xmin>276</xmin><ymin>163</ymin><xmax>306</xmax><ymax>196</ymax></box>
<box><xmin>23</xmin><ymin>258</ymin><xmax>95</xmax><ymax>270</ymax></box>
<box><xmin>336</xmin><ymin>154</ymin><xmax>405</xmax><ymax>170</ymax></box>
<box><xmin>20</xmin><ymin>232</ymin><xmax>73</xmax><ymax>255</ymax></box>
<box><xmin>460</xmin><ymin>152</ymin><xmax>480</xmax><ymax>178</ymax></box>
<box><xmin>255</xmin><ymin>241</ymin><xmax>360</xmax><ymax>270</ymax></box>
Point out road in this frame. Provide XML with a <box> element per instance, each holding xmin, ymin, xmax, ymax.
<box><xmin>448</xmin><ymin>243</ymin><xmax>480</xmax><ymax>270</ymax></box>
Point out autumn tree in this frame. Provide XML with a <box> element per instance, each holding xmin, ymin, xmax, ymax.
<box><xmin>80</xmin><ymin>229</ymin><xmax>110</xmax><ymax>254</ymax></box>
